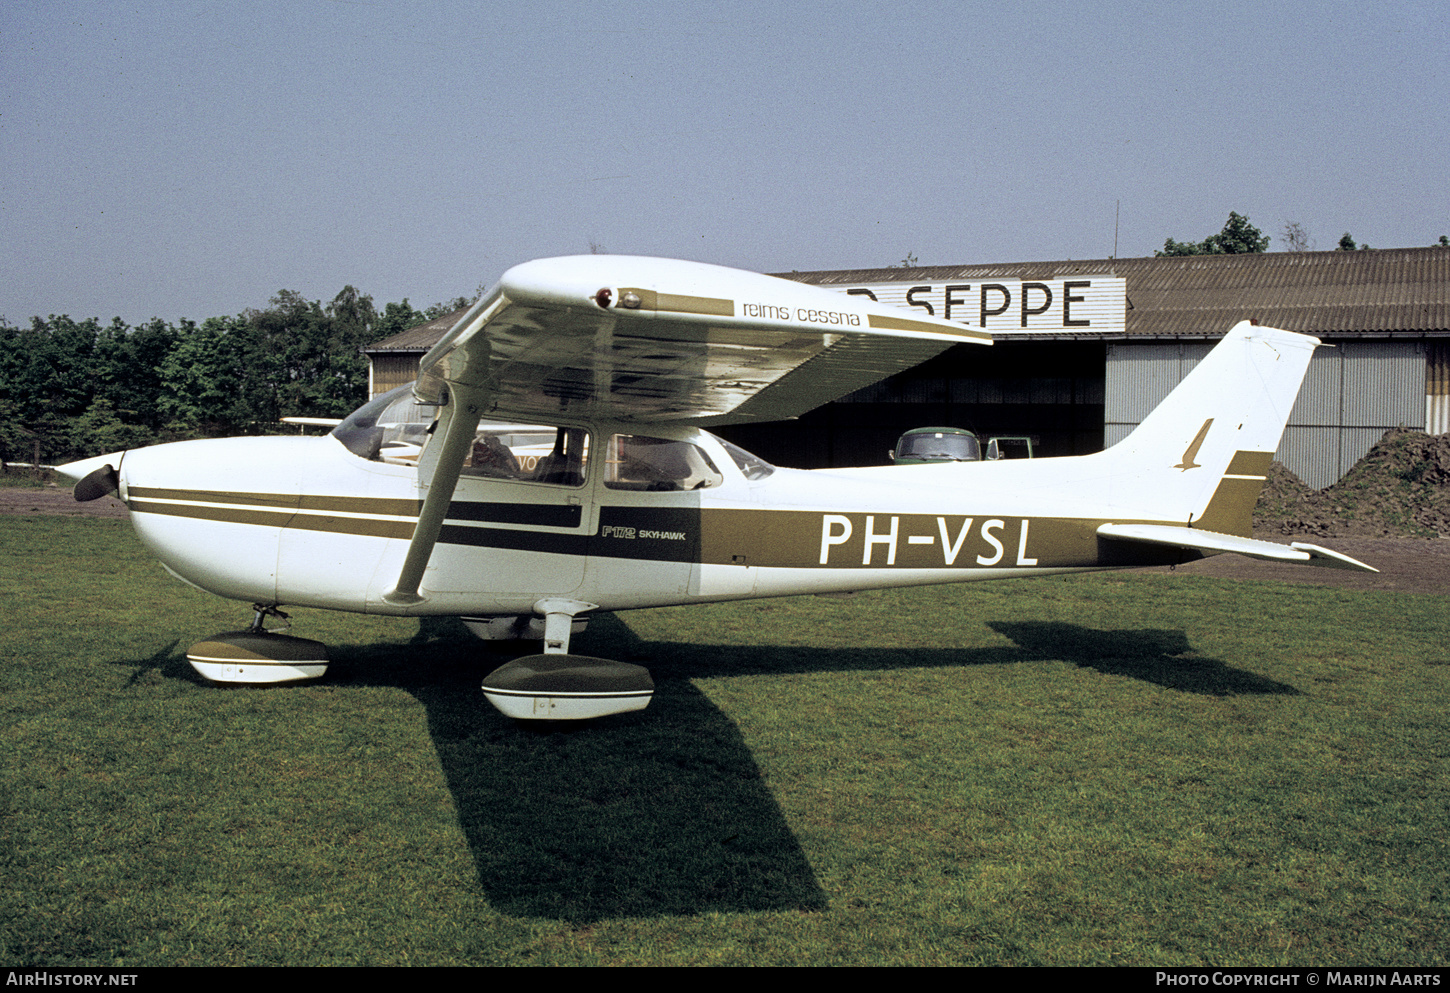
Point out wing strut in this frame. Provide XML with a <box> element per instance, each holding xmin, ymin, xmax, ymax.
<box><xmin>383</xmin><ymin>386</ymin><xmax>481</xmax><ymax>606</ymax></box>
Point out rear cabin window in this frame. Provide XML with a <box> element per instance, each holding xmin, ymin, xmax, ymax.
<box><xmin>710</xmin><ymin>433</ymin><xmax>775</xmax><ymax>480</ymax></box>
<box><xmin>604</xmin><ymin>434</ymin><xmax>723</xmax><ymax>491</ymax></box>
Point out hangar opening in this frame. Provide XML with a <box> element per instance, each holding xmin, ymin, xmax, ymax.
<box><xmin>719</xmin><ymin>340</ymin><xmax>1105</xmax><ymax>470</ymax></box>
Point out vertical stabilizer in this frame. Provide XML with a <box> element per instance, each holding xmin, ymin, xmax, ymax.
<box><xmin>1103</xmin><ymin>322</ymin><xmax>1319</xmax><ymax>536</ymax></box>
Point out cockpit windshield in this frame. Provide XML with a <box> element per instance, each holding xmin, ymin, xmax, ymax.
<box><xmin>331</xmin><ymin>383</ymin><xmax>437</xmax><ymax>462</ymax></box>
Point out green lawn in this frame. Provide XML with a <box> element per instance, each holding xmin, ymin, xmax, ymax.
<box><xmin>2</xmin><ymin>515</ymin><xmax>1446</xmax><ymax>966</ymax></box>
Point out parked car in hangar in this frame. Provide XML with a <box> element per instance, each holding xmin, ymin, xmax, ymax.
<box><xmin>889</xmin><ymin>426</ymin><xmax>982</xmax><ymax>465</ymax></box>
<box><xmin>889</xmin><ymin>427</ymin><xmax>1036</xmax><ymax>465</ymax></box>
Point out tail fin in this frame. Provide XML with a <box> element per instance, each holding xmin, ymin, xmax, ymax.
<box><xmin>1102</xmin><ymin>321</ymin><xmax>1318</xmax><ymax>537</ymax></box>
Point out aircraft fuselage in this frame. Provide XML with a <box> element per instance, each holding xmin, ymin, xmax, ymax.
<box><xmin>112</xmin><ymin>423</ymin><xmax>1193</xmax><ymax>622</ymax></box>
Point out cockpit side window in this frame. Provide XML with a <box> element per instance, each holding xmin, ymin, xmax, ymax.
<box><xmin>463</xmin><ymin>422</ymin><xmax>589</xmax><ymax>487</ymax></box>
<box><xmin>333</xmin><ymin>385</ymin><xmax>589</xmax><ymax>486</ymax></box>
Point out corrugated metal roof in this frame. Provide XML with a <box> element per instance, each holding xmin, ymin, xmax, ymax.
<box><xmin>777</xmin><ymin>246</ymin><xmax>1450</xmax><ymax>337</ymax></box>
<box><xmin>365</xmin><ymin>248</ymin><xmax>1450</xmax><ymax>354</ymax></box>
<box><xmin>366</xmin><ymin>306</ymin><xmax>471</xmax><ymax>352</ymax></box>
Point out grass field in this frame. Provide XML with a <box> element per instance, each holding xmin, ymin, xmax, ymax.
<box><xmin>2</xmin><ymin>514</ymin><xmax>1447</xmax><ymax>966</ymax></box>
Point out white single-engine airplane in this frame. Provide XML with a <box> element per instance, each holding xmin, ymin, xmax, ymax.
<box><xmin>58</xmin><ymin>255</ymin><xmax>1375</xmax><ymax>720</ymax></box>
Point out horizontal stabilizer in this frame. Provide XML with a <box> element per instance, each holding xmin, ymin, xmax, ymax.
<box><xmin>1097</xmin><ymin>524</ymin><xmax>1378</xmax><ymax>573</ymax></box>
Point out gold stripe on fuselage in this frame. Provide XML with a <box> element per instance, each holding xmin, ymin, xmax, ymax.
<box><xmin>126</xmin><ymin>443</ymin><xmax>1277</xmax><ymax>571</ymax></box>
<box><xmin>126</xmin><ymin>487</ymin><xmax>419</xmax><ymax>539</ymax></box>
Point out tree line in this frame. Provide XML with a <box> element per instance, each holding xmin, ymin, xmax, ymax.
<box><xmin>1158</xmin><ymin>212</ymin><xmax>1448</xmax><ymax>257</ymax></box>
<box><xmin>13</xmin><ymin>222</ymin><xmax>1448</xmax><ymax>469</ymax></box>
<box><xmin>0</xmin><ymin>287</ymin><xmax>472</xmax><ymax>468</ymax></box>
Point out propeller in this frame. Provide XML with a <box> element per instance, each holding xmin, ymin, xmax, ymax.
<box><xmin>73</xmin><ymin>464</ymin><xmax>120</xmax><ymax>502</ymax></box>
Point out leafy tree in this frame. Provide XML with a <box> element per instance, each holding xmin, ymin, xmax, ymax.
<box><xmin>373</xmin><ymin>299</ymin><xmax>429</xmax><ymax>340</ymax></box>
<box><xmin>1336</xmin><ymin>233</ymin><xmax>1376</xmax><ymax>251</ymax></box>
<box><xmin>156</xmin><ymin>316</ymin><xmax>252</xmax><ymax>436</ymax></box>
<box><xmin>92</xmin><ymin>317</ymin><xmax>179</xmax><ymax>434</ymax></box>
<box><xmin>1281</xmin><ymin>221</ymin><xmax>1313</xmax><ymax>252</ymax></box>
<box><xmin>327</xmin><ymin>285</ymin><xmax>375</xmax><ymax>337</ymax></box>
<box><xmin>5</xmin><ymin>316</ymin><xmax>102</xmax><ymax>462</ymax></box>
<box><xmin>424</xmin><ymin>296</ymin><xmax>475</xmax><ymax>320</ymax></box>
<box><xmin>0</xmin><ymin>282</ymin><xmax>477</xmax><ymax>459</ymax></box>
<box><xmin>1157</xmin><ymin>212</ymin><xmax>1270</xmax><ymax>256</ymax></box>
<box><xmin>243</xmin><ymin>290</ymin><xmax>353</xmax><ymax>423</ymax></box>
<box><xmin>65</xmin><ymin>396</ymin><xmax>154</xmax><ymax>456</ymax></box>
<box><xmin>0</xmin><ymin>320</ymin><xmax>26</xmax><ymax>464</ymax></box>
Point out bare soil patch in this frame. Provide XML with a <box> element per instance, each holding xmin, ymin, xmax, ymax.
<box><xmin>0</xmin><ymin>482</ymin><xmax>129</xmax><ymax>518</ymax></box>
<box><xmin>1254</xmin><ymin>429</ymin><xmax>1450</xmax><ymax>539</ymax></box>
<box><xmin>1136</xmin><ymin>535</ymin><xmax>1450</xmax><ymax>597</ymax></box>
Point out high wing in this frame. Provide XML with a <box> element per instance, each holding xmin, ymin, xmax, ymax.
<box><xmin>389</xmin><ymin>255</ymin><xmax>990</xmax><ymax>606</ymax></box>
<box><xmin>413</xmin><ymin>255</ymin><xmax>990</xmax><ymax>425</ymax></box>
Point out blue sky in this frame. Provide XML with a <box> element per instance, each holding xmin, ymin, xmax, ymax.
<box><xmin>4</xmin><ymin>0</ymin><xmax>1447</xmax><ymax>325</ymax></box>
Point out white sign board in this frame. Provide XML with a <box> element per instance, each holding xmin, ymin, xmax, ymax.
<box><xmin>830</xmin><ymin>276</ymin><xmax>1126</xmax><ymax>336</ymax></box>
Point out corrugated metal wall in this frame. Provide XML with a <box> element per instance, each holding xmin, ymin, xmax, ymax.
<box><xmin>1105</xmin><ymin>340</ymin><xmax>1428</xmax><ymax>489</ymax></box>
<box><xmin>1428</xmin><ymin>341</ymin><xmax>1450</xmax><ymax>436</ymax></box>
<box><xmin>1103</xmin><ymin>342</ymin><xmax>1212</xmax><ymax>443</ymax></box>
<box><xmin>370</xmin><ymin>354</ymin><xmax>423</xmax><ymax>398</ymax></box>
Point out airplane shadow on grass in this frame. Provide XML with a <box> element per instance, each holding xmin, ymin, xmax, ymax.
<box><xmin>576</xmin><ymin>613</ymin><xmax>1299</xmax><ymax>697</ymax></box>
<box><xmin>394</xmin><ymin>625</ymin><xmax>829</xmax><ymax>924</ymax></box>
<box><xmin>985</xmin><ymin>620</ymin><xmax>1301</xmax><ymax>697</ymax></box>
<box><xmin>120</xmin><ymin>612</ymin><xmax>1295</xmax><ymax>924</ymax></box>
<box><xmin>119</xmin><ymin>625</ymin><xmax>827</xmax><ymax>924</ymax></box>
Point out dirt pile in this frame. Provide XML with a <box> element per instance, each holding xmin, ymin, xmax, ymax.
<box><xmin>1255</xmin><ymin>429</ymin><xmax>1450</xmax><ymax>538</ymax></box>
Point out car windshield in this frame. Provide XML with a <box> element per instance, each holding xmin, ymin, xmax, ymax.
<box><xmin>898</xmin><ymin>431</ymin><xmax>981</xmax><ymax>461</ymax></box>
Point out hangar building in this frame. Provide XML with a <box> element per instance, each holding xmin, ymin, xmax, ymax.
<box><xmin>364</xmin><ymin>246</ymin><xmax>1449</xmax><ymax>489</ymax></box>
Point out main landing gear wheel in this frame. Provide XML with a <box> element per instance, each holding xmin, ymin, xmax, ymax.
<box><xmin>481</xmin><ymin>655</ymin><xmax>654</xmax><ymax>720</ymax></box>
<box><xmin>186</xmin><ymin>605</ymin><xmax>329</xmax><ymax>684</ymax></box>
<box><xmin>478</xmin><ymin>597</ymin><xmax>654</xmax><ymax>720</ymax></box>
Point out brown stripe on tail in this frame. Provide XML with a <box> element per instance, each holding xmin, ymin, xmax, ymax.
<box><xmin>1192</xmin><ymin>450</ymin><xmax>1276</xmax><ymax>536</ymax></box>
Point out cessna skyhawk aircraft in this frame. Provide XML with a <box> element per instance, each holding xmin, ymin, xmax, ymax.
<box><xmin>58</xmin><ymin>255</ymin><xmax>1375</xmax><ymax>719</ymax></box>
